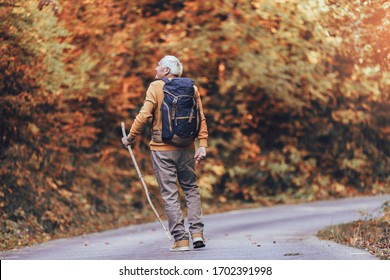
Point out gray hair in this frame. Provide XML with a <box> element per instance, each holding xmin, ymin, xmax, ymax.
<box><xmin>160</xmin><ymin>55</ymin><xmax>183</xmax><ymax>76</ymax></box>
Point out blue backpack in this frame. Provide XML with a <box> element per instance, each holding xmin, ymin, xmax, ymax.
<box><xmin>159</xmin><ymin>77</ymin><xmax>200</xmax><ymax>146</ymax></box>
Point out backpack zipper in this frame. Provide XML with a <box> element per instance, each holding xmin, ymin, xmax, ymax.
<box><xmin>163</xmin><ymin>90</ymin><xmax>193</xmax><ymax>99</ymax></box>
<box><xmin>188</xmin><ymin>98</ymin><xmax>196</xmax><ymax>123</ymax></box>
<box><xmin>163</xmin><ymin>101</ymin><xmax>172</xmax><ymax>132</ymax></box>
<box><xmin>176</xmin><ymin>116</ymin><xmax>196</xmax><ymax>120</ymax></box>
<box><xmin>172</xmin><ymin>98</ymin><xmax>178</xmax><ymax>125</ymax></box>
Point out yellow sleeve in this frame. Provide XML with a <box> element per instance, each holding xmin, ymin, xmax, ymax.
<box><xmin>195</xmin><ymin>86</ymin><xmax>209</xmax><ymax>147</ymax></box>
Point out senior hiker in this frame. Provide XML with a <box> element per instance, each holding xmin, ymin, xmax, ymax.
<box><xmin>121</xmin><ymin>55</ymin><xmax>208</xmax><ymax>252</ymax></box>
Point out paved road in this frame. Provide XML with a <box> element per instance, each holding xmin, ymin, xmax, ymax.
<box><xmin>1</xmin><ymin>195</ymin><xmax>389</xmax><ymax>260</ymax></box>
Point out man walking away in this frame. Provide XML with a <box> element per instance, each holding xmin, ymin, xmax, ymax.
<box><xmin>122</xmin><ymin>55</ymin><xmax>208</xmax><ymax>252</ymax></box>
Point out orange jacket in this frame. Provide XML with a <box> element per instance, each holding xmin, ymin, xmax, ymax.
<box><xmin>129</xmin><ymin>79</ymin><xmax>208</xmax><ymax>151</ymax></box>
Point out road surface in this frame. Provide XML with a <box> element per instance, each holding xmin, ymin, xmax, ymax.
<box><xmin>1</xmin><ymin>194</ymin><xmax>389</xmax><ymax>260</ymax></box>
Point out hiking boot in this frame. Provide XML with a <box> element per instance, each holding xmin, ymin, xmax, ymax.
<box><xmin>191</xmin><ymin>232</ymin><xmax>206</xmax><ymax>249</ymax></box>
<box><xmin>170</xmin><ymin>239</ymin><xmax>190</xmax><ymax>252</ymax></box>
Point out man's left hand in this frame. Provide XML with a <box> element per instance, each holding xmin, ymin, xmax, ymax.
<box><xmin>195</xmin><ymin>146</ymin><xmax>207</xmax><ymax>163</ymax></box>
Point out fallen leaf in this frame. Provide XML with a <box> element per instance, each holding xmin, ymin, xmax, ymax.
<box><xmin>284</xmin><ymin>252</ymin><xmax>301</xmax><ymax>256</ymax></box>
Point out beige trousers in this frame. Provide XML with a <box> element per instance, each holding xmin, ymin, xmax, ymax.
<box><xmin>151</xmin><ymin>150</ymin><xmax>204</xmax><ymax>241</ymax></box>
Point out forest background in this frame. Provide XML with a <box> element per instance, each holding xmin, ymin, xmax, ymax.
<box><xmin>0</xmin><ymin>0</ymin><xmax>389</xmax><ymax>250</ymax></box>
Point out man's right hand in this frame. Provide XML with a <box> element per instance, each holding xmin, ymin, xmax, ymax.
<box><xmin>121</xmin><ymin>136</ymin><xmax>135</xmax><ymax>147</ymax></box>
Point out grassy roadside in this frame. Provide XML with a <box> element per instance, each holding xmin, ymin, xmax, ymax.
<box><xmin>317</xmin><ymin>201</ymin><xmax>390</xmax><ymax>260</ymax></box>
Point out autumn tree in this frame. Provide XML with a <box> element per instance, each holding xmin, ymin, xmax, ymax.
<box><xmin>1</xmin><ymin>0</ymin><xmax>389</xmax><ymax>250</ymax></box>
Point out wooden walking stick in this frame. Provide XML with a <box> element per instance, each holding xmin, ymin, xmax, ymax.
<box><xmin>121</xmin><ymin>122</ymin><xmax>172</xmax><ymax>241</ymax></box>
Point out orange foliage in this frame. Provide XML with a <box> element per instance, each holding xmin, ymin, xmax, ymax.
<box><xmin>0</xmin><ymin>0</ymin><xmax>389</xmax><ymax>250</ymax></box>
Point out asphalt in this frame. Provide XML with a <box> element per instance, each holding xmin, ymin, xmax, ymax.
<box><xmin>1</xmin><ymin>194</ymin><xmax>389</xmax><ymax>260</ymax></box>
